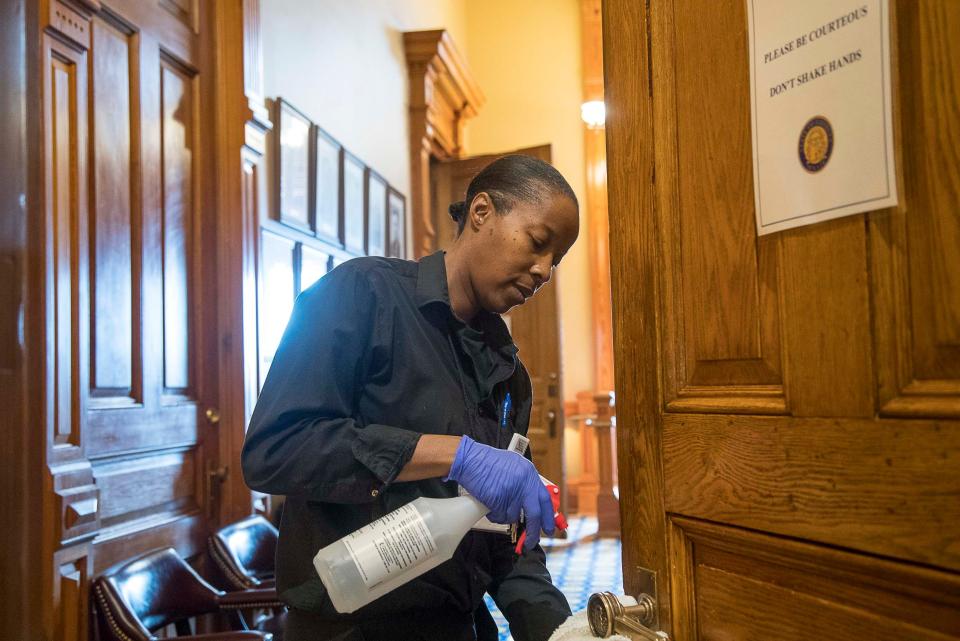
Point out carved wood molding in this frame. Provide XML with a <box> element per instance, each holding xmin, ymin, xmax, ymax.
<box><xmin>403</xmin><ymin>30</ymin><xmax>484</xmax><ymax>258</ymax></box>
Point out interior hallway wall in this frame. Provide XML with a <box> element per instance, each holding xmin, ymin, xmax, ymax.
<box><xmin>262</xmin><ymin>3</ymin><xmax>596</xmax><ymax>483</ymax></box>
<box><xmin>261</xmin><ymin>0</ymin><xmax>470</xmax><ymax>200</ymax></box>
<box><xmin>462</xmin><ymin>0</ymin><xmax>594</xmax><ymax>404</ymax></box>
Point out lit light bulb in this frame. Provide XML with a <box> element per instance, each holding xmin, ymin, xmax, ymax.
<box><xmin>580</xmin><ymin>100</ymin><xmax>606</xmax><ymax>129</ymax></box>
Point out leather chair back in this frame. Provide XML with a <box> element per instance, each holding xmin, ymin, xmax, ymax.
<box><xmin>210</xmin><ymin>516</ymin><xmax>278</xmax><ymax>589</ymax></box>
<box><xmin>94</xmin><ymin>547</ymin><xmax>222</xmax><ymax>636</ymax></box>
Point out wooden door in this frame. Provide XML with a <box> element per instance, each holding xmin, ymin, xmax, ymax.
<box><xmin>37</xmin><ymin>1</ymin><xmax>222</xmax><ymax>638</ymax></box>
<box><xmin>604</xmin><ymin>0</ymin><xmax>960</xmax><ymax>639</ymax></box>
<box><xmin>431</xmin><ymin>146</ymin><xmax>566</xmax><ymax>499</ymax></box>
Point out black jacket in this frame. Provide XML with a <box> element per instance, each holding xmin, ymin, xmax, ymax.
<box><xmin>241</xmin><ymin>252</ymin><xmax>569</xmax><ymax>636</ymax></box>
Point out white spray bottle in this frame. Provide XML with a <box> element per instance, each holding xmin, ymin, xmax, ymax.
<box><xmin>312</xmin><ymin>493</ymin><xmax>488</xmax><ymax>613</ymax></box>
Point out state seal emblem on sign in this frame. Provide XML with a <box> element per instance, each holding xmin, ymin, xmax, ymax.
<box><xmin>798</xmin><ymin>116</ymin><xmax>834</xmax><ymax>173</ymax></box>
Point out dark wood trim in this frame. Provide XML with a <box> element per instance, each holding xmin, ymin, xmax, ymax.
<box><xmin>602</xmin><ymin>0</ymin><xmax>670</xmax><ymax>629</ymax></box>
<box><xmin>212</xmin><ymin>0</ymin><xmax>272</xmax><ymax>526</ymax></box>
<box><xmin>0</xmin><ymin>0</ymin><xmax>44</xmax><ymax>637</ymax></box>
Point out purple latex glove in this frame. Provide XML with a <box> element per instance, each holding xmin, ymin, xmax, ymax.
<box><xmin>444</xmin><ymin>435</ymin><xmax>555</xmax><ymax>550</ymax></box>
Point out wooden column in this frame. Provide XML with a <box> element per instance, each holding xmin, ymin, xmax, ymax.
<box><xmin>592</xmin><ymin>391</ymin><xmax>621</xmax><ymax>536</ymax></box>
<box><xmin>215</xmin><ymin>0</ymin><xmax>272</xmax><ymax>524</ymax></box>
<box><xmin>404</xmin><ymin>30</ymin><xmax>484</xmax><ymax>258</ymax></box>
<box><xmin>581</xmin><ymin>0</ymin><xmax>615</xmax><ymax>393</ymax></box>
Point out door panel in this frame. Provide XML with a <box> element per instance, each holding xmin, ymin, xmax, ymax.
<box><xmin>873</xmin><ymin>1</ymin><xmax>960</xmax><ymax>418</ymax></box>
<box><xmin>160</xmin><ymin>55</ymin><xmax>196</xmax><ymax>393</ymax></box>
<box><xmin>654</xmin><ymin>0</ymin><xmax>779</xmax><ymax>415</ymax></box>
<box><xmin>430</xmin><ymin>146</ymin><xmax>566</xmax><ymax>496</ymax></box>
<box><xmin>604</xmin><ymin>0</ymin><xmax>960</xmax><ymax>638</ymax></box>
<box><xmin>91</xmin><ymin>15</ymin><xmax>137</xmax><ymax>399</ymax></box>
<box><xmin>672</xmin><ymin>517</ymin><xmax>960</xmax><ymax>641</ymax></box>
<box><xmin>39</xmin><ymin>1</ymin><xmax>217</xmax><ymax>637</ymax></box>
<box><xmin>668</xmin><ymin>0</ymin><xmax>785</xmax><ymax>412</ymax></box>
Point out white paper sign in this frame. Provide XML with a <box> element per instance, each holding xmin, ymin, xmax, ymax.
<box><xmin>747</xmin><ymin>0</ymin><xmax>897</xmax><ymax>235</ymax></box>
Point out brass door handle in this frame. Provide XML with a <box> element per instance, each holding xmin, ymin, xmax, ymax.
<box><xmin>547</xmin><ymin>410</ymin><xmax>557</xmax><ymax>438</ymax></box>
<box><xmin>588</xmin><ymin>592</ymin><xmax>669</xmax><ymax>640</ymax></box>
<box><xmin>206</xmin><ymin>465</ymin><xmax>228</xmax><ymax>519</ymax></box>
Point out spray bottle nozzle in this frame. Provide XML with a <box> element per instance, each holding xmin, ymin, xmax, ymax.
<box><xmin>514</xmin><ymin>475</ymin><xmax>567</xmax><ymax>555</ymax></box>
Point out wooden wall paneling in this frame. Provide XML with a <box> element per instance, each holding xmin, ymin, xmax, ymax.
<box><xmin>601</xmin><ymin>0</ymin><xmax>668</xmax><ymax>618</ymax></box>
<box><xmin>92</xmin><ymin>512</ymin><xmax>207</xmax><ymax>575</ymax></box>
<box><xmin>670</xmin><ymin>516</ymin><xmax>960</xmax><ymax>640</ymax></box>
<box><xmin>662</xmin><ymin>413</ymin><xmax>960</xmax><ymax>570</ymax></box>
<box><xmin>655</xmin><ymin>0</ymin><xmax>786</xmax><ymax>417</ymax></box>
<box><xmin>159</xmin><ymin>0</ymin><xmax>199</xmax><ymax>34</ymax></box>
<box><xmin>54</xmin><ymin>545</ymin><xmax>93</xmax><ymax>641</ymax></box>
<box><xmin>872</xmin><ymin>0</ymin><xmax>960</xmax><ymax>419</ymax></box>
<box><xmin>94</xmin><ymin>448</ymin><xmax>198</xmax><ymax>526</ymax></box>
<box><xmin>404</xmin><ymin>30</ymin><xmax>484</xmax><ymax>257</ymax></box>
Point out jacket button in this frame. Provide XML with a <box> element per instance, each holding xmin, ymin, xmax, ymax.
<box><xmin>371</xmin><ymin>488</ymin><xmax>380</xmax><ymax>497</ymax></box>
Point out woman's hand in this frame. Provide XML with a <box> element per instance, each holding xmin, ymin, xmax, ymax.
<box><xmin>444</xmin><ymin>435</ymin><xmax>555</xmax><ymax>550</ymax></box>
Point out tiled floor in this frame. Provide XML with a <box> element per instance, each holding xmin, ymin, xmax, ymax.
<box><xmin>485</xmin><ymin>516</ymin><xmax>623</xmax><ymax>641</ymax></box>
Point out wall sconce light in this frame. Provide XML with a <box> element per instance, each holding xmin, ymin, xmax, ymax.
<box><xmin>580</xmin><ymin>100</ymin><xmax>606</xmax><ymax>129</ymax></box>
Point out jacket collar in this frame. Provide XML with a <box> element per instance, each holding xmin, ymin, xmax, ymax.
<box><xmin>415</xmin><ymin>251</ymin><xmax>450</xmax><ymax>309</ymax></box>
<box><xmin>415</xmin><ymin>251</ymin><xmax>519</xmax><ymax>358</ymax></box>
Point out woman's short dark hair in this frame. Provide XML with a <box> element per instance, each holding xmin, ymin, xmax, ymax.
<box><xmin>448</xmin><ymin>154</ymin><xmax>578</xmax><ymax>235</ymax></box>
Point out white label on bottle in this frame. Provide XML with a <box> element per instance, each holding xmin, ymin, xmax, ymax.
<box><xmin>342</xmin><ymin>503</ymin><xmax>438</xmax><ymax>589</ymax></box>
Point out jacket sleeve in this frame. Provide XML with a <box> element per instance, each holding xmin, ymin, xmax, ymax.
<box><xmin>488</xmin><ymin>546</ymin><xmax>572</xmax><ymax>641</ymax></box>
<box><xmin>241</xmin><ymin>263</ymin><xmax>421</xmax><ymax>503</ymax></box>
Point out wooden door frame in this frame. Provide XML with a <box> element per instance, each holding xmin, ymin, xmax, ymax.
<box><xmin>1</xmin><ymin>0</ymin><xmax>43</xmax><ymax>637</ymax></box>
<box><xmin>215</xmin><ymin>0</ymin><xmax>273</xmax><ymax>527</ymax></box>
<box><xmin>601</xmin><ymin>0</ymin><xmax>670</xmax><ymax>626</ymax></box>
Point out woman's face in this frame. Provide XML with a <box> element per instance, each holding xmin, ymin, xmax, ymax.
<box><xmin>465</xmin><ymin>192</ymin><xmax>580</xmax><ymax>314</ymax></box>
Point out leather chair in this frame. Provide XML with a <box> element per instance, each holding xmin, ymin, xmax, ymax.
<box><xmin>208</xmin><ymin>516</ymin><xmax>278</xmax><ymax>590</ymax></box>
<box><xmin>93</xmin><ymin>547</ymin><xmax>283</xmax><ymax>641</ymax></box>
<box><xmin>208</xmin><ymin>516</ymin><xmax>285</xmax><ymax>640</ymax></box>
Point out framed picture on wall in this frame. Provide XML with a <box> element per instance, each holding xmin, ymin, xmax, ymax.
<box><xmin>366</xmin><ymin>170</ymin><xmax>387</xmax><ymax>257</ymax></box>
<box><xmin>343</xmin><ymin>152</ymin><xmax>366</xmax><ymax>255</ymax></box>
<box><xmin>387</xmin><ymin>187</ymin><xmax>407</xmax><ymax>259</ymax></box>
<box><xmin>314</xmin><ymin>126</ymin><xmax>342</xmax><ymax>245</ymax></box>
<box><xmin>275</xmin><ymin>99</ymin><xmax>312</xmax><ymax>231</ymax></box>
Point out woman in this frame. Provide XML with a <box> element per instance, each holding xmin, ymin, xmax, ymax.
<box><xmin>242</xmin><ymin>155</ymin><xmax>580</xmax><ymax>641</ymax></box>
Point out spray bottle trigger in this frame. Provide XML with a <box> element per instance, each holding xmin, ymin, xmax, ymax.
<box><xmin>514</xmin><ymin>476</ymin><xmax>567</xmax><ymax>555</ymax></box>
